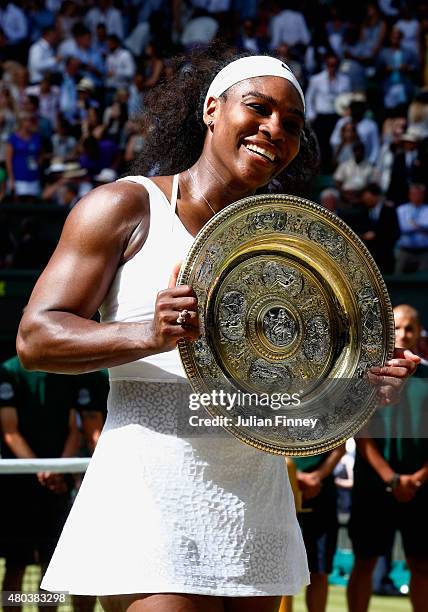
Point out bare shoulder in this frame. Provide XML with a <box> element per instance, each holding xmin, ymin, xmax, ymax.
<box><xmin>64</xmin><ymin>180</ymin><xmax>150</xmax><ymax>257</ymax></box>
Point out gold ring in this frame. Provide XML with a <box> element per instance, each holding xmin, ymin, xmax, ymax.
<box><xmin>176</xmin><ymin>309</ymin><xmax>190</xmax><ymax>324</ymax></box>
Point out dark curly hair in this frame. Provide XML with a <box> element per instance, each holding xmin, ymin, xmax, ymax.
<box><xmin>131</xmin><ymin>46</ymin><xmax>319</xmax><ymax>196</ymax></box>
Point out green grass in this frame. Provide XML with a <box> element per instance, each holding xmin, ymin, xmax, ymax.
<box><xmin>0</xmin><ymin>560</ymin><xmax>411</xmax><ymax>611</ymax></box>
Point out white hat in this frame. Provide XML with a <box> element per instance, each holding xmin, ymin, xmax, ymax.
<box><xmin>77</xmin><ymin>77</ymin><xmax>95</xmax><ymax>92</ymax></box>
<box><xmin>93</xmin><ymin>168</ymin><xmax>118</xmax><ymax>183</ymax></box>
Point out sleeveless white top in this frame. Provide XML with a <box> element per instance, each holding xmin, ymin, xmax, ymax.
<box><xmin>41</xmin><ymin>176</ymin><xmax>309</xmax><ymax>597</ymax></box>
<box><xmin>100</xmin><ymin>174</ymin><xmax>192</xmax><ymax>382</ymax></box>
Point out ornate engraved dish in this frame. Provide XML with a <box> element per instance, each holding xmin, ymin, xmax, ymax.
<box><xmin>177</xmin><ymin>194</ymin><xmax>395</xmax><ymax>456</ymax></box>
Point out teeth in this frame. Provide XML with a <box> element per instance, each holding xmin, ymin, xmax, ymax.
<box><xmin>245</xmin><ymin>143</ymin><xmax>275</xmax><ymax>162</ymax></box>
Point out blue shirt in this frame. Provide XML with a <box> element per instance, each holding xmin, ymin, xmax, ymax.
<box><xmin>397</xmin><ymin>202</ymin><xmax>428</xmax><ymax>249</ymax></box>
<box><xmin>9</xmin><ymin>132</ymin><xmax>41</xmax><ymax>182</ymax></box>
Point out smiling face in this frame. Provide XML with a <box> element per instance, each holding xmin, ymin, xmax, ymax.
<box><xmin>205</xmin><ymin>76</ymin><xmax>304</xmax><ymax>191</ymax></box>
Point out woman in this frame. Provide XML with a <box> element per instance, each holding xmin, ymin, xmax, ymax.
<box><xmin>17</xmin><ymin>52</ymin><xmax>418</xmax><ymax>612</ymax></box>
<box><xmin>5</xmin><ymin>112</ymin><xmax>42</xmax><ymax>201</ymax></box>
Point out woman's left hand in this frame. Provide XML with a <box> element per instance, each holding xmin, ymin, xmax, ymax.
<box><xmin>368</xmin><ymin>348</ymin><xmax>421</xmax><ymax>406</ymax></box>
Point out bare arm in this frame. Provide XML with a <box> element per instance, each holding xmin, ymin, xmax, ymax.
<box><xmin>61</xmin><ymin>408</ymin><xmax>81</xmax><ymax>458</ymax></box>
<box><xmin>0</xmin><ymin>407</ymin><xmax>37</xmax><ymax>458</ymax></box>
<box><xmin>5</xmin><ymin>142</ymin><xmax>14</xmax><ymax>190</ymax></box>
<box><xmin>17</xmin><ymin>181</ymin><xmax>199</xmax><ymax>373</ymax></box>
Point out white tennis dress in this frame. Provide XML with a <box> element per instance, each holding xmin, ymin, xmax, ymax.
<box><xmin>41</xmin><ymin>175</ymin><xmax>309</xmax><ymax>596</ymax></box>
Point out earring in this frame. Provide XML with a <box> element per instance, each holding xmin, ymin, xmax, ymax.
<box><xmin>207</xmin><ymin>120</ymin><xmax>213</xmax><ymax>127</ymax></box>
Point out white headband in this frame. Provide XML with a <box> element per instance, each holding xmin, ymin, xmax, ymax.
<box><xmin>203</xmin><ymin>55</ymin><xmax>305</xmax><ymax>114</ymax></box>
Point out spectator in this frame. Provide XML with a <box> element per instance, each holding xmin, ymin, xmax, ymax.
<box><xmin>235</xmin><ymin>18</ymin><xmax>266</xmax><ymax>54</ymax></box>
<box><xmin>28</xmin><ymin>25</ymin><xmax>58</xmax><ymax>84</ymax></box>
<box><xmin>269</xmin><ymin>0</ymin><xmax>310</xmax><ymax>57</ymax></box>
<box><xmin>105</xmin><ymin>33</ymin><xmax>136</xmax><ymax>91</ymax></box>
<box><xmin>332</xmin><ymin>121</ymin><xmax>359</xmax><ymax>168</ymax></box>
<box><xmin>395</xmin><ymin>4</ymin><xmax>420</xmax><ymax>65</ymax></box>
<box><xmin>395</xmin><ymin>183</ymin><xmax>428</xmax><ymax>273</ymax></box>
<box><xmin>141</xmin><ymin>41</ymin><xmax>164</xmax><ymax>90</ymax></box>
<box><xmin>358</xmin><ymin>1</ymin><xmax>387</xmax><ymax>67</ymax></box>
<box><xmin>128</xmin><ymin>72</ymin><xmax>145</xmax><ymax>119</ymax></box>
<box><xmin>306</xmin><ymin>53</ymin><xmax>351</xmax><ymax>172</ymax></box>
<box><xmin>294</xmin><ymin>447</ymin><xmax>346</xmax><ymax>612</ymax></box>
<box><xmin>51</xmin><ymin>115</ymin><xmax>77</xmax><ymax>160</ymax></box>
<box><xmin>386</xmin><ymin>126</ymin><xmax>427</xmax><ymax>204</ymax></box>
<box><xmin>0</xmin><ymin>356</ymin><xmax>80</xmax><ymax>597</ymax></box>
<box><xmin>5</xmin><ymin>112</ymin><xmax>42</xmax><ymax>201</ymax></box>
<box><xmin>360</xmin><ymin>182</ymin><xmax>400</xmax><ymax>275</ymax></box>
<box><xmin>27</xmin><ymin>0</ymin><xmax>56</xmax><ymax>43</ymax></box>
<box><xmin>377</xmin><ymin>27</ymin><xmax>417</xmax><ymax>111</ymax></box>
<box><xmin>180</xmin><ymin>8</ymin><xmax>219</xmax><ymax>51</ymax></box>
<box><xmin>330</xmin><ymin>99</ymin><xmax>380</xmax><ymax>166</ymax></box>
<box><xmin>320</xmin><ymin>187</ymin><xmax>340</xmax><ymax>214</ymax></box>
<box><xmin>56</xmin><ymin>0</ymin><xmax>79</xmax><ymax>40</ymax></box>
<box><xmin>26</xmin><ymin>74</ymin><xmax>60</xmax><ymax>129</ymax></box>
<box><xmin>67</xmin><ymin>24</ymin><xmax>105</xmax><ymax>87</ymax></box>
<box><xmin>0</xmin><ymin>1</ymin><xmax>28</xmax><ymax>63</ymax></box>
<box><xmin>334</xmin><ymin>141</ymin><xmax>378</xmax><ymax>194</ymax></box>
<box><xmin>84</xmin><ymin>0</ymin><xmax>124</xmax><ymax>40</ymax></box>
<box><xmin>376</xmin><ymin>115</ymin><xmax>406</xmax><ymax>193</ymax></box>
<box><xmin>347</xmin><ymin>304</ymin><xmax>428</xmax><ymax>612</ymax></box>
<box><xmin>340</xmin><ymin>25</ymin><xmax>367</xmax><ymax>91</ymax></box>
<box><xmin>59</xmin><ymin>56</ymin><xmax>80</xmax><ymax>125</ymax></box>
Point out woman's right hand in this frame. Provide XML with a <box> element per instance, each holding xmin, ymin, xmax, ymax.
<box><xmin>149</xmin><ymin>263</ymin><xmax>200</xmax><ymax>353</ymax></box>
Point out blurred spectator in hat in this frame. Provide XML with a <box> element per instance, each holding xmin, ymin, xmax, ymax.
<box><xmin>330</xmin><ymin>98</ymin><xmax>380</xmax><ymax>166</ymax></box>
<box><xmin>84</xmin><ymin>0</ymin><xmax>124</xmax><ymax>40</ymax></box>
<box><xmin>378</xmin><ymin>27</ymin><xmax>418</xmax><ymax>111</ymax></box>
<box><xmin>407</xmin><ymin>90</ymin><xmax>428</xmax><ymax>139</ymax></box>
<box><xmin>269</xmin><ymin>0</ymin><xmax>310</xmax><ymax>58</ymax></box>
<box><xmin>76</xmin><ymin>77</ymin><xmax>99</xmax><ymax>125</ymax></box>
<box><xmin>59</xmin><ymin>56</ymin><xmax>80</xmax><ymax>125</ymax></box>
<box><xmin>180</xmin><ymin>8</ymin><xmax>219</xmax><ymax>52</ymax></box>
<box><xmin>42</xmin><ymin>160</ymin><xmax>88</xmax><ymax>203</ymax></box>
<box><xmin>334</xmin><ymin>141</ymin><xmax>379</xmax><ymax>195</ymax></box>
<box><xmin>305</xmin><ymin>52</ymin><xmax>351</xmax><ymax>172</ymax></box>
<box><xmin>235</xmin><ymin>18</ymin><xmax>266</xmax><ymax>54</ymax></box>
<box><xmin>93</xmin><ymin>167</ymin><xmax>117</xmax><ymax>185</ymax></box>
<box><xmin>360</xmin><ymin>182</ymin><xmax>400</xmax><ymax>275</ymax></box>
<box><xmin>387</xmin><ymin>126</ymin><xmax>427</xmax><ymax>204</ymax></box>
<box><xmin>5</xmin><ymin>112</ymin><xmax>42</xmax><ymax>202</ymax></box>
<box><xmin>395</xmin><ymin>183</ymin><xmax>428</xmax><ymax>273</ymax></box>
<box><xmin>26</xmin><ymin>74</ymin><xmax>60</xmax><ymax>130</ymax></box>
<box><xmin>106</xmin><ymin>34</ymin><xmax>135</xmax><ymax>91</ymax></box>
<box><xmin>28</xmin><ymin>25</ymin><xmax>58</xmax><ymax>84</ymax></box>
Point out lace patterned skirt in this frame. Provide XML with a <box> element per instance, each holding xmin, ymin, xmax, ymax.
<box><xmin>41</xmin><ymin>381</ymin><xmax>309</xmax><ymax>596</ymax></box>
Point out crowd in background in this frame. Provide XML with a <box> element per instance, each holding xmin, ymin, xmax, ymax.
<box><xmin>1</xmin><ymin>0</ymin><xmax>428</xmax><ymax>273</ymax></box>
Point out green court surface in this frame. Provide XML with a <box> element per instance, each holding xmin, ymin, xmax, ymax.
<box><xmin>0</xmin><ymin>561</ymin><xmax>411</xmax><ymax>612</ymax></box>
